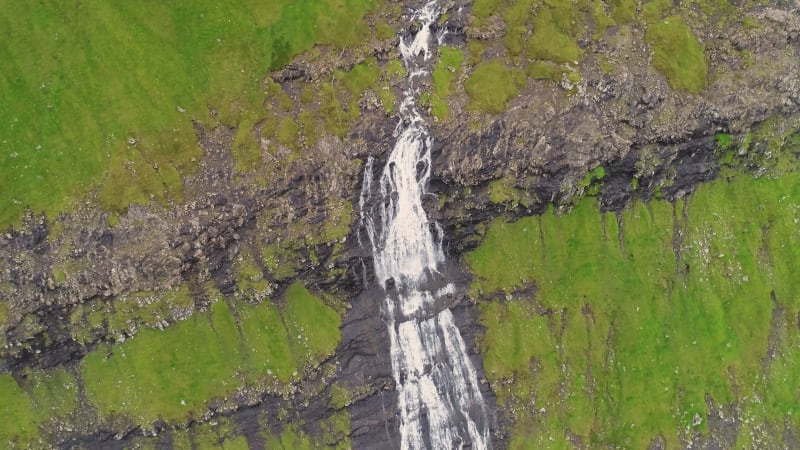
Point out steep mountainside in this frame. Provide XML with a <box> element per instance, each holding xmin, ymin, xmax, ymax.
<box><xmin>1</xmin><ymin>0</ymin><xmax>799</xmax><ymax>448</ymax></box>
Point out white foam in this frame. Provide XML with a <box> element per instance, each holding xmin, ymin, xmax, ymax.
<box><xmin>359</xmin><ymin>1</ymin><xmax>492</xmax><ymax>447</ymax></box>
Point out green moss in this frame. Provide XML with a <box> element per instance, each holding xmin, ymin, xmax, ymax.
<box><xmin>261</xmin><ymin>242</ymin><xmax>303</xmax><ymax>281</ymax></box>
<box><xmin>330</xmin><ymin>383</ymin><xmax>352</xmax><ymax>409</ymax></box>
<box><xmin>527</xmin><ymin>61</ymin><xmax>569</xmax><ymax>82</ymax></box>
<box><xmin>28</xmin><ymin>366</ymin><xmax>79</xmax><ymax>418</ymax></box>
<box><xmin>379</xmin><ymin>85</ymin><xmax>397</xmax><ymax>114</ymax></box>
<box><xmin>465</xmin><ymin>61</ymin><xmax>526</xmax><ymax>114</ymax></box>
<box><xmin>97</xmin><ymin>141</ymin><xmax>197</xmax><ymax>213</ymax></box>
<box><xmin>0</xmin><ymin>374</ymin><xmax>39</xmax><ymax>446</ymax></box>
<box><xmin>466</xmin><ymin>40</ymin><xmax>487</xmax><ymax>66</ymax></box>
<box><xmin>276</xmin><ymin>117</ymin><xmax>301</xmax><ymax>152</ymax></box>
<box><xmin>578</xmin><ymin>165</ymin><xmax>606</xmax><ymax>195</ymax></box>
<box><xmin>431</xmin><ymin>47</ymin><xmax>464</xmax><ymax>120</ymax></box>
<box><xmin>319</xmin><ymin>410</ymin><xmax>351</xmax><ymax>449</ymax></box>
<box><xmin>82</xmin><ymin>299</ymin><xmax>240</xmax><ymax>425</ymax></box>
<box><xmin>236</xmin><ymin>247</ymin><xmax>271</xmax><ymax>301</ymax></box>
<box><xmin>0</xmin><ymin>301</ymin><xmax>7</xmax><ymax>328</ymax></box>
<box><xmin>337</xmin><ymin>59</ymin><xmax>380</xmax><ymax>118</ymax></box>
<box><xmin>472</xmin><ymin>0</ymin><xmax>505</xmax><ymax>26</ymax></box>
<box><xmin>232</xmin><ymin>116</ymin><xmax>262</xmax><ymax>172</ymax></box>
<box><xmin>646</xmin><ymin>16</ymin><xmax>708</xmax><ymax>94</ymax></box>
<box><xmin>319</xmin><ymin>81</ymin><xmax>350</xmax><ymax>138</ymax></box>
<box><xmin>503</xmin><ymin>0</ymin><xmax>535</xmax><ymax>57</ymax></box>
<box><xmin>715</xmin><ymin>133</ymin><xmax>733</xmax><ymax>150</ymax></box>
<box><xmin>265</xmin><ymin>424</ymin><xmax>314</xmax><ymax>450</ymax></box>
<box><xmin>386</xmin><ymin>59</ymin><xmax>407</xmax><ymax>79</ymax></box>
<box><xmin>527</xmin><ymin>0</ymin><xmax>583</xmax><ymax>63</ymax></box>
<box><xmin>488</xmin><ymin>178</ymin><xmax>529</xmax><ymax>207</ymax></box>
<box><xmin>322</xmin><ymin>199</ymin><xmax>354</xmax><ymax>242</ymax></box>
<box><xmin>590</xmin><ymin>0</ymin><xmax>616</xmax><ymax>38</ymax></box>
<box><xmin>375</xmin><ymin>20</ymin><xmax>396</xmax><ymax>40</ymax></box>
<box><xmin>610</xmin><ymin>0</ymin><xmax>637</xmax><ymax>23</ymax></box>
<box><xmin>465</xmin><ymin>214</ymin><xmax>541</xmax><ymax>295</ymax></box>
<box><xmin>716</xmin><ymin>118</ymin><xmax>800</xmax><ymax>178</ymax></box>
<box><xmin>641</xmin><ymin>0</ymin><xmax>672</xmax><ymax>22</ymax></box>
<box><xmin>468</xmin><ymin>168</ymin><xmax>800</xmax><ymax>446</ymax></box>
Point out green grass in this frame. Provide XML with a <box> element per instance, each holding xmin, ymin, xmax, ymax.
<box><xmin>527</xmin><ymin>61</ymin><xmax>571</xmax><ymax>82</ymax></box>
<box><xmin>472</xmin><ymin>0</ymin><xmax>506</xmax><ymax>27</ymax></box>
<box><xmin>503</xmin><ymin>0</ymin><xmax>535</xmax><ymax>58</ymax></box>
<box><xmin>336</xmin><ymin>59</ymin><xmax>380</xmax><ymax>122</ymax></box>
<box><xmin>27</xmin><ymin>366</ymin><xmax>79</xmax><ymax>418</ymax></box>
<box><xmin>283</xmin><ymin>282</ymin><xmax>342</xmax><ymax>360</ymax></box>
<box><xmin>0</xmin><ymin>0</ymin><xmax>383</xmax><ymax>228</ymax></box>
<box><xmin>610</xmin><ymin>0</ymin><xmax>637</xmax><ymax>23</ymax></box>
<box><xmin>467</xmin><ymin>168</ymin><xmax>800</xmax><ymax>447</ymax></box>
<box><xmin>82</xmin><ymin>298</ymin><xmax>243</xmax><ymax>425</ymax></box>
<box><xmin>81</xmin><ymin>283</ymin><xmax>341</xmax><ymax>428</ymax></box>
<box><xmin>465</xmin><ymin>61</ymin><xmax>526</xmax><ymax>114</ymax></box>
<box><xmin>0</xmin><ymin>366</ymin><xmax>80</xmax><ymax>447</ymax></box>
<box><xmin>527</xmin><ymin>0</ymin><xmax>584</xmax><ymax>63</ymax></box>
<box><xmin>645</xmin><ymin>16</ymin><xmax>708</xmax><ymax>94</ymax></box>
<box><xmin>0</xmin><ymin>375</ymin><xmax>40</xmax><ymax>447</ymax></box>
<box><xmin>431</xmin><ymin>47</ymin><xmax>465</xmax><ymax>120</ymax></box>
<box><xmin>641</xmin><ymin>0</ymin><xmax>673</xmax><ymax>22</ymax></box>
<box><xmin>488</xmin><ymin>178</ymin><xmax>529</xmax><ymax>207</ymax></box>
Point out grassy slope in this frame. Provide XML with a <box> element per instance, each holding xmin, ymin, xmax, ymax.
<box><xmin>467</xmin><ymin>168</ymin><xmax>800</xmax><ymax>447</ymax></box>
<box><xmin>465</xmin><ymin>0</ymin><xmax>717</xmax><ymax>113</ymax></box>
<box><xmin>0</xmin><ymin>282</ymin><xmax>341</xmax><ymax>444</ymax></box>
<box><xmin>0</xmin><ymin>0</ymin><xmax>381</xmax><ymax>227</ymax></box>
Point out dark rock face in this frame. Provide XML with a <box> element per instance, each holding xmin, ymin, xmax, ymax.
<box><xmin>1</xmin><ymin>0</ymin><xmax>799</xmax><ymax>448</ymax></box>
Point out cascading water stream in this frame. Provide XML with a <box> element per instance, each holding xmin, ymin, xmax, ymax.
<box><xmin>359</xmin><ymin>1</ymin><xmax>491</xmax><ymax>448</ymax></box>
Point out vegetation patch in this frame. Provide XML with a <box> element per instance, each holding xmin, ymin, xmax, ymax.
<box><xmin>0</xmin><ymin>1</ymin><xmax>383</xmax><ymax>228</ymax></box>
<box><xmin>0</xmin><ymin>366</ymin><xmax>79</xmax><ymax>447</ymax></box>
<box><xmin>465</xmin><ymin>61</ymin><xmax>526</xmax><ymax>114</ymax></box>
<box><xmin>645</xmin><ymin>15</ymin><xmax>708</xmax><ymax>94</ymax></box>
<box><xmin>610</xmin><ymin>0</ymin><xmax>637</xmax><ymax>23</ymax></box>
<box><xmin>467</xmin><ymin>168</ymin><xmax>800</xmax><ymax>447</ymax></box>
<box><xmin>527</xmin><ymin>61</ymin><xmax>571</xmax><ymax>82</ymax></box>
<box><xmin>431</xmin><ymin>47</ymin><xmax>465</xmax><ymax>120</ymax></box>
<box><xmin>70</xmin><ymin>285</ymin><xmax>195</xmax><ymax>344</ymax></box>
<box><xmin>487</xmin><ymin>178</ymin><xmax>530</xmax><ymax>207</ymax></box>
<box><xmin>81</xmin><ymin>282</ymin><xmax>341</xmax><ymax>428</ymax></box>
<box><xmin>321</xmin><ymin>199</ymin><xmax>354</xmax><ymax>243</ymax></box>
<box><xmin>0</xmin><ymin>374</ymin><xmax>41</xmax><ymax>446</ymax></box>
<box><xmin>283</xmin><ymin>282</ymin><xmax>342</xmax><ymax>361</ymax></box>
<box><xmin>578</xmin><ymin>165</ymin><xmax>606</xmax><ymax>196</ymax></box>
<box><xmin>527</xmin><ymin>0</ymin><xmax>584</xmax><ymax>63</ymax></box>
<box><xmin>235</xmin><ymin>247</ymin><xmax>273</xmax><ymax>302</ymax></box>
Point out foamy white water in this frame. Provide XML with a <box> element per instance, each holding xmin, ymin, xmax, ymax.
<box><xmin>359</xmin><ymin>2</ymin><xmax>491</xmax><ymax>448</ymax></box>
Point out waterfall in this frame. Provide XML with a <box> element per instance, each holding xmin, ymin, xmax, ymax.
<box><xmin>359</xmin><ymin>1</ymin><xmax>492</xmax><ymax>448</ymax></box>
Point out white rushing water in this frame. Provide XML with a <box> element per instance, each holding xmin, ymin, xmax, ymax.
<box><xmin>359</xmin><ymin>1</ymin><xmax>491</xmax><ymax>448</ymax></box>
